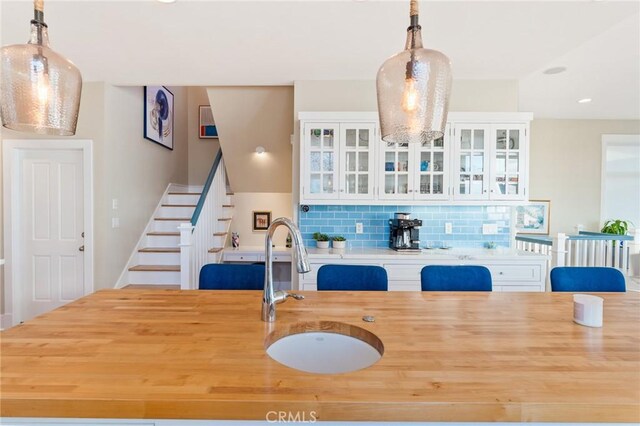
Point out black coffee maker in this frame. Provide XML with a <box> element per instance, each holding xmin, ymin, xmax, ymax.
<box><xmin>389</xmin><ymin>212</ymin><xmax>422</xmax><ymax>251</ymax></box>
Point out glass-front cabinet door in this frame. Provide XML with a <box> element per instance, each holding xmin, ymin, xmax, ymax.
<box><xmin>490</xmin><ymin>125</ymin><xmax>527</xmax><ymax>200</ymax></box>
<box><xmin>414</xmin><ymin>129</ymin><xmax>449</xmax><ymax>200</ymax></box>
<box><xmin>302</xmin><ymin>123</ymin><xmax>339</xmax><ymax>200</ymax></box>
<box><xmin>339</xmin><ymin>123</ymin><xmax>375</xmax><ymax>200</ymax></box>
<box><xmin>379</xmin><ymin>141</ymin><xmax>413</xmax><ymax>200</ymax></box>
<box><xmin>453</xmin><ymin>124</ymin><xmax>491</xmax><ymax>200</ymax></box>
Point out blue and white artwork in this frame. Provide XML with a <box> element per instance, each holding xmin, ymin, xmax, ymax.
<box><xmin>515</xmin><ymin>201</ymin><xmax>550</xmax><ymax>235</ymax></box>
<box><xmin>144</xmin><ymin>86</ymin><xmax>174</xmax><ymax>150</ymax></box>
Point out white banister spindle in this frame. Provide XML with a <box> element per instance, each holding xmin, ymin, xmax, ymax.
<box><xmin>179</xmin><ymin>223</ymin><xmax>194</xmax><ymax>290</ymax></box>
<box><xmin>552</xmin><ymin>233</ymin><xmax>568</xmax><ymax>268</ymax></box>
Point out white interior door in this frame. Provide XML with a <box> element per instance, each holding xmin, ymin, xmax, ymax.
<box><xmin>20</xmin><ymin>149</ymin><xmax>85</xmax><ymax>321</ymax></box>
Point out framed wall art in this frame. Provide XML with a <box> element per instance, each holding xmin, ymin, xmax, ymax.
<box><xmin>515</xmin><ymin>200</ymin><xmax>550</xmax><ymax>235</ymax></box>
<box><xmin>144</xmin><ymin>86</ymin><xmax>174</xmax><ymax>150</ymax></box>
<box><xmin>253</xmin><ymin>211</ymin><xmax>272</xmax><ymax>232</ymax></box>
<box><xmin>199</xmin><ymin>105</ymin><xmax>218</xmax><ymax>139</ymax></box>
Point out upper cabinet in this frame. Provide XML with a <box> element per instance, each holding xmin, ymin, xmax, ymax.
<box><xmin>299</xmin><ymin>112</ymin><xmax>531</xmax><ymax>205</ymax></box>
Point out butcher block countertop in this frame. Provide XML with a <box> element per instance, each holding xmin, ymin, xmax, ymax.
<box><xmin>1</xmin><ymin>290</ymin><xmax>639</xmax><ymax>422</ymax></box>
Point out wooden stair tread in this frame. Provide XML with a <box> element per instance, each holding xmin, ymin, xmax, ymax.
<box><xmin>213</xmin><ymin>232</ymin><xmax>228</xmax><ymax>236</ymax></box>
<box><xmin>161</xmin><ymin>204</ymin><xmax>197</xmax><ymax>207</ymax></box>
<box><xmin>208</xmin><ymin>248</ymin><xmax>224</xmax><ymax>253</ymax></box>
<box><xmin>147</xmin><ymin>232</ymin><xmax>179</xmax><ymax>236</ymax></box>
<box><xmin>226</xmin><ymin>192</ymin><xmax>234</xmax><ymax>196</ymax></box>
<box><xmin>122</xmin><ymin>284</ymin><xmax>180</xmax><ymax>290</ymax></box>
<box><xmin>139</xmin><ymin>247</ymin><xmax>179</xmax><ymax>253</ymax></box>
<box><xmin>128</xmin><ymin>265</ymin><xmax>180</xmax><ymax>272</ymax></box>
<box><xmin>155</xmin><ymin>217</ymin><xmax>191</xmax><ymax>221</ymax></box>
<box><xmin>168</xmin><ymin>192</ymin><xmax>201</xmax><ymax>195</ymax></box>
<box><xmin>222</xmin><ymin>204</ymin><xmax>235</xmax><ymax>208</ymax></box>
<box><xmin>218</xmin><ymin>218</ymin><xmax>232</xmax><ymax>221</ymax></box>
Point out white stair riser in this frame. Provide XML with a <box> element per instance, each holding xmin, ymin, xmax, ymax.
<box><xmin>167</xmin><ymin>194</ymin><xmax>200</xmax><ymax>205</ymax></box>
<box><xmin>146</xmin><ymin>235</ymin><xmax>180</xmax><ymax>247</ymax></box>
<box><xmin>138</xmin><ymin>252</ymin><xmax>180</xmax><ymax>264</ymax></box>
<box><xmin>157</xmin><ymin>206</ymin><xmax>195</xmax><ymax>218</ymax></box>
<box><xmin>128</xmin><ymin>270</ymin><xmax>180</xmax><ymax>285</ymax></box>
<box><xmin>153</xmin><ymin>220</ymin><xmax>187</xmax><ymax>232</ymax></box>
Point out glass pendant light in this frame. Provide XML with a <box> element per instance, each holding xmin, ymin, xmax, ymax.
<box><xmin>377</xmin><ymin>0</ymin><xmax>452</xmax><ymax>143</ymax></box>
<box><xmin>1</xmin><ymin>0</ymin><xmax>82</xmax><ymax>136</ymax></box>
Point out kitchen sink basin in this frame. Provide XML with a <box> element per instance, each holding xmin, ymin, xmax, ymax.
<box><xmin>265</xmin><ymin>321</ymin><xmax>383</xmax><ymax>374</ymax></box>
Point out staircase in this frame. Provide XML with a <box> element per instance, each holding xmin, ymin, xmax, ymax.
<box><xmin>118</xmin><ymin>165</ymin><xmax>234</xmax><ymax>288</ymax></box>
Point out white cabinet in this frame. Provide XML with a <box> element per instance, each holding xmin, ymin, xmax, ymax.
<box><xmin>452</xmin><ymin>122</ymin><xmax>529</xmax><ymax>201</ymax></box>
<box><xmin>340</xmin><ymin>123</ymin><xmax>376</xmax><ymax>200</ymax></box>
<box><xmin>302</xmin><ymin>121</ymin><xmax>376</xmax><ymax>202</ymax></box>
<box><xmin>299</xmin><ymin>250</ymin><xmax>548</xmax><ymax>292</ymax></box>
<box><xmin>379</xmin><ymin>131</ymin><xmax>450</xmax><ymax>201</ymax></box>
<box><xmin>299</xmin><ymin>112</ymin><xmax>532</xmax><ymax>205</ymax></box>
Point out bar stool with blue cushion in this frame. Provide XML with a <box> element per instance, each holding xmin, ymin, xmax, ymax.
<box><xmin>317</xmin><ymin>265</ymin><xmax>388</xmax><ymax>291</ymax></box>
<box><xmin>199</xmin><ymin>264</ymin><xmax>265</xmax><ymax>290</ymax></box>
<box><xmin>550</xmin><ymin>266</ymin><xmax>626</xmax><ymax>292</ymax></box>
<box><xmin>421</xmin><ymin>265</ymin><xmax>492</xmax><ymax>291</ymax></box>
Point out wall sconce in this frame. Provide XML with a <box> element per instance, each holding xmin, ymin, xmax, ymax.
<box><xmin>255</xmin><ymin>146</ymin><xmax>266</xmax><ymax>155</ymax></box>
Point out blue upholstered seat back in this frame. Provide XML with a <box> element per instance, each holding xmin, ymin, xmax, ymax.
<box><xmin>199</xmin><ymin>264</ymin><xmax>265</xmax><ymax>290</ymax></box>
<box><xmin>317</xmin><ymin>265</ymin><xmax>388</xmax><ymax>291</ymax></box>
<box><xmin>550</xmin><ymin>267</ymin><xmax>626</xmax><ymax>292</ymax></box>
<box><xmin>421</xmin><ymin>265</ymin><xmax>492</xmax><ymax>291</ymax></box>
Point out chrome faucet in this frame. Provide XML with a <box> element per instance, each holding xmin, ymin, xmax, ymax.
<box><xmin>262</xmin><ymin>217</ymin><xmax>311</xmax><ymax>322</ymax></box>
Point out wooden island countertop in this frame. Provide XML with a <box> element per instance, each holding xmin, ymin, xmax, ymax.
<box><xmin>1</xmin><ymin>289</ymin><xmax>639</xmax><ymax>423</ymax></box>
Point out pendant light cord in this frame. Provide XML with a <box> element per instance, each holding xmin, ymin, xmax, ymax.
<box><xmin>33</xmin><ymin>0</ymin><xmax>45</xmax><ymax>25</ymax></box>
<box><xmin>409</xmin><ymin>0</ymin><xmax>419</xmax><ymax>28</ymax></box>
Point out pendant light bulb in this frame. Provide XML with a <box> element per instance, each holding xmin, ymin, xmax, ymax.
<box><xmin>402</xmin><ymin>77</ymin><xmax>419</xmax><ymax>113</ymax></box>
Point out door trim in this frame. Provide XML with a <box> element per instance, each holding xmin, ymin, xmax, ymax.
<box><xmin>600</xmin><ymin>134</ymin><xmax>640</xmax><ymax>228</ymax></box>
<box><xmin>2</xmin><ymin>139</ymin><xmax>94</xmax><ymax>326</ymax></box>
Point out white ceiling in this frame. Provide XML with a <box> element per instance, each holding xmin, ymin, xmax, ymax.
<box><xmin>1</xmin><ymin>1</ymin><xmax>639</xmax><ymax>119</ymax></box>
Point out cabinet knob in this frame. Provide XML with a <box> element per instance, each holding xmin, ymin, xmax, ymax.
<box><xmin>340</xmin><ymin>189</ymin><xmax>344</xmax><ymax>193</ymax></box>
<box><xmin>484</xmin><ymin>190</ymin><xmax>487</xmax><ymax>193</ymax></box>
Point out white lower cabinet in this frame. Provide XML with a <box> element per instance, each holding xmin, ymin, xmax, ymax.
<box><xmin>299</xmin><ymin>252</ymin><xmax>548</xmax><ymax>292</ymax></box>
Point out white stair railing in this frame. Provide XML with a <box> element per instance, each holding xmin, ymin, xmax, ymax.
<box><xmin>516</xmin><ymin>229</ymin><xmax>638</xmax><ymax>276</ymax></box>
<box><xmin>179</xmin><ymin>150</ymin><xmax>226</xmax><ymax>289</ymax></box>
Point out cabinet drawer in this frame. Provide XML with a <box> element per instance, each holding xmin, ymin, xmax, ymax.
<box><xmin>384</xmin><ymin>264</ymin><xmax>422</xmax><ymax>281</ymax></box>
<box><xmin>224</xmin><ymin>253</ymin><xmax>260</xmax><ymax>262</ymax></box>
<box><xmin>389</xmin><ymin>281</ymin><xmax>420</xmax><ymax>291</ymax></box>
<box><xmin>258</xmin><ymin>254</ymin><xmax>292</xmax><ymax>262</ymax></box>
<box><xmin>499</xmin><ymin>284</ymin><xmax>544</xmax><ymax>292</ymax></box>
<box><xmin>487</xmin><ymin>264</ymin><xmax>541</xmax><ymax>282</ymax></box>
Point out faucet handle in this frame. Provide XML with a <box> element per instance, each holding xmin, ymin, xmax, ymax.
<box><xmin>287</xmin><ymin>293</ymin><xmax>305</xmax><ymax>300</ymax></box>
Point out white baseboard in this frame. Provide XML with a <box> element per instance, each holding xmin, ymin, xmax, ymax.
<box><xmin>1</xmin><ymin>313</ymin><xmax>14</xmax><ymax>330</ymax></box>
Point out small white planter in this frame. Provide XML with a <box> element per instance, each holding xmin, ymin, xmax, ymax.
<box><xmin>316</xmin><ymin>240</ymin><xmax>330</xmax><ymax>249</ymax></box>
<box><xmin>332</xmin><ymin>240</ymin><xmax>346</xmax><ymax>249</ymax></box>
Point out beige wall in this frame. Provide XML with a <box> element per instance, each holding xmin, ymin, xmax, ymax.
<box><xmin>207</xmin><ymin>86</ymin><xmax>293</xmax><ymax>193</ymax></box>
<box><xmin>98</xmin><ymin>85</ymin><xmax>188</xmax><ymax>289</ymax></box>
<box><xmin>228</xmin><ymin>192</ymin><xmax>293</xmax><ymax>247</ymax></box>
<box><xmin>188</xmin><ymin>87</ymin><xmax>220</xmax><ymax>185</ymax></box>
<box><xmin>1</xmin><ymin>83</ymin><xmax>188</xmax><ymax>317</ymax></box>
<box><xmin>529</xmin><ymin>119</ymin><xmax>640</xmax><ymax>234</ymax></box>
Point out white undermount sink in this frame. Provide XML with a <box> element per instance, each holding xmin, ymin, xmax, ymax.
<box><xmin>266</xmin><ymin>322</ymin><xmax>383</xmax><ymax>374</ymax></box>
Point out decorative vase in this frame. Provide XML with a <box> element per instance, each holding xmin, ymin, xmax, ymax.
<box><xmin>333</xmin><ymin>241</ymin><xmax>346</xmax><ymax>249</ymax></box>
<box><xmin>317</xmin><ymin>241</ymin><xmax>330</xmax><ymax>249</ymax></box>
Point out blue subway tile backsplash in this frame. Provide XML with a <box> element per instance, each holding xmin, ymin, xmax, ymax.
<box><xmin>299</xmin><ymin>205</ymin><xmax>512</xmax><ymax>249</ymax></box>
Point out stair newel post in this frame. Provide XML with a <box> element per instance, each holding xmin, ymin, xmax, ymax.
<box><xmin>179</xmin><ymin>222</ymin><xmax>195</xmax><ymax>289</ymax></box>
<box><xmin>629</xmin><ymin>228</ymin><xmax>640</xmax><ymax>277</ymax></box>
<box><xmin>549</xmin><ymin>232</ymin><xmax>568</xmax><ymax>291</ymax></box>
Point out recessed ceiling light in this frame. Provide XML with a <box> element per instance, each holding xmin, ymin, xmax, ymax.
<box><xmin>157</xmin><ymin>0</ymin><xmax>176</xmax><ymax>3</ymax></box>
<box><xmin>578</xmin><ymin>98</ymin><xmax>592</xmax><ymax>104</ymax></box>
<box><xmin>255</xmin><ymin>146</ymin><xmax>266</xmax><ymax>155</ymax></box>
<box><xmin>543</xmin><ymin>66</ymin><xmax>567</xmax><ymax>75</ymax></box>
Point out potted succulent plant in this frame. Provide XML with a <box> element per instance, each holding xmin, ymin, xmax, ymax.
<box><xmin>313</xmin><ymin>232</ymin><xmax>330</xmax><ymax>249</ymax></box>
<box><xmin>332</xmin><ymin>235</ymin><xmax>347</xmax><ymax>249</ymax></box>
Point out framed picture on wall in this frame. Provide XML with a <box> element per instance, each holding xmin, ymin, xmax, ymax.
<box><xmin>253</xmin><ymin>211</ymin><xmax>272</xmax><ymax>232</ymax></box>
<box><xmin>515</xmin><ymin>200</ymin><xmax>551</xmax><ymax>235</ymax></box>
<box><xmin>143</xmin><ymin>86</ymin><xmax>174</xmax><ymax>150</ymax></box>
<box><xmin>199</xmin><ymin>105</ymin><xmax>218</xmax><ymax>139</ymax></box>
